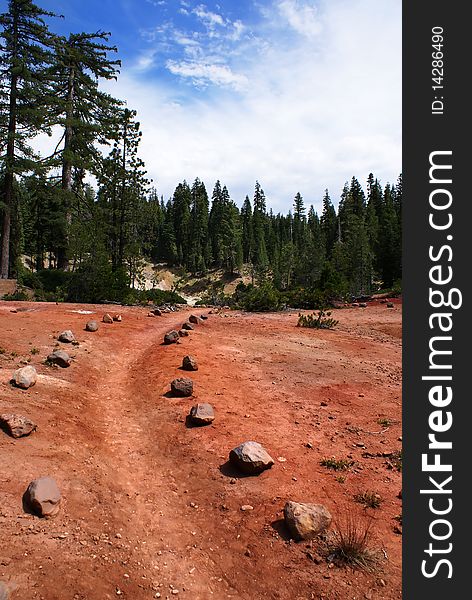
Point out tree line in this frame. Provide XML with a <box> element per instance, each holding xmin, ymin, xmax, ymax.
<box><xmin>0</xmin><ymin>0</ymin><xmax>401</xmax><ymax>304</ymax></box>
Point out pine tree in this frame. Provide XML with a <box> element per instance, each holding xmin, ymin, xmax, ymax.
<box><xmin>172</xmin><ymin>181</ymin><xmax>191</xmax><ymax>266</ymax></box>
<box><xmin>0</xmin><ymin>0</ymin><xmax>58</xmax><ymax>277</ymax></box>
<box><xmin>292</xmin><ymin>192</ymin><xmax>306</xmax><ymax>251</ymax></box>
<box><xmin>320</xmin><ymin>189</ymin><xmax>337</xmax><ymax>258</ymax></box>
<box><xmin>240</xmin><ymin>195</ymin><xmax>253</xmax><ymax>264</ymax></box>
<box><xmin>98</xmin><ymin>108</ymin><xmax>148</xmax><ymax>276</ymax></box>
<box><xmin>188</xmin><ymin>178</ymin><xmax>209</xmax><ymax>273</ymax></box>
<box><xmin>50</xmin><ymin>30</ymin><xmax>121</xmax><ymax>268</ymax></box>
<box><xmin>251</xmin><ymin>181</ymin><xmax>268</xmax><ymax>268</ymax></box>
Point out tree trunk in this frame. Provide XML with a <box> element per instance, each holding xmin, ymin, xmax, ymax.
<box><xmin>0</xmin><ymin>8</ymin><xmax>18</xmax><ymax>280</ymax></box>
<box><xmin>57</xmin><ymin>66</ymin><xmax>75</xmax><ymax>270</ymax></box>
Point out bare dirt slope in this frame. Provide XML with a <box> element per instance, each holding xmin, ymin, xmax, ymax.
<box><xmin>0</xmin><ymin>301</ymin><xmax>402</xmax><ymax>600</ymax></box>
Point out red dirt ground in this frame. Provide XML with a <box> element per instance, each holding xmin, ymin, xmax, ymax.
<box><xmin>0</xmin><ymin>300</ymin><xmax>402</xmax><ymax>600</ymax></box>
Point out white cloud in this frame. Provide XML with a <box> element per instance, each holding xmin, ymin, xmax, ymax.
<box><xmin>166</xmin><ymin>59</ymin><xmax>249</xmax><ymax>90</ymax></box>
<box><xmin>277</xmin><ymin>0</ymin><xmax>322</xmax><ymax>38</ymax></box>
<box><xmin>192</xmin><ymin>4</ymin><xmax>226</xmax><ymax>29</ymax></box>
<box><xmin>36</xmin><ymin>0</ymin><xmax>401</xmax><ymax>214</ymax></box>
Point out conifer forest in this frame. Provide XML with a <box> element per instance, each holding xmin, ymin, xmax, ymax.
<box><xmin>0</xmin><ymin>0</ymin><xmax>402</xmax><ymax>307</ymax></box>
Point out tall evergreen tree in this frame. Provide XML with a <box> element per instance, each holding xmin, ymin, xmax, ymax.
<box><xmin>188</xmin><ymin>178</ymin><xmax>209</xmax><ymax>273</ymax></box>
<box><xmin>251</xmin><ymin>181</ymin><xmax>268</xmax><ymax>268</ymax></box>
<box><xmin>240</xmin><ymin>194</ymin><xmax>253</xmax><ymax>264</ymax></box>
<box><xmin>50</xmin><ymin>30</ymin><xmax>121</xmax><ymax>267</ymax></box>
<box><xmin>0</xmin><ymin>0</ymin><xmax>58</xmax><ymax>277</ymax></box>
<box><xmin>320</xmin><ymin>189</ymin><xmax>337</xmax><ymax>258</ymax></box>
<box><xmin>98</xmin><ymin>108</ymin><xmax>148</xmax><ymax>275</ymax></box>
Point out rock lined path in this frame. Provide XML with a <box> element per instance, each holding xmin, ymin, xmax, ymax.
<box><xmin>0</xmin><ymin>301</ymin><xmax>402</xmax><ymax>599</ymax></box>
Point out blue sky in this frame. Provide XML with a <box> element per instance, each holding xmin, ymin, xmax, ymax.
<box><xmin>1</xmin><ymin>0</ymin><xmax>401</xmax><ymax>212</ymax></box>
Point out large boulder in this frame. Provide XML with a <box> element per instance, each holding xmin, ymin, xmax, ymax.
<box><xmin>13</xmin><ymin>365</ymin><xmax>37</xmax><ymax>389</ymax></box>
<box><xmin>85</xmin><ymin>320</ymin><xmax>99</xmax><ymax>332</ymax></box>
<box><xmin>164</xmin><ymin>330</ymin><xmax>180</xmax><ymax>345</ymax></box>
<box><xmin>47</xmin><ymin>349</ymin><xmax>71</xmax><ymax>368</ymax></box>
<box><xmin>182</xmin><ymin>355</ymin><xmax>198</xmax><ymax>371</ymax></box>
<box><xmin>229</xmin><ymin>441</ymin><xmax>274</xmax><ymax>475</ymax></box>
<box><xmin>182</xmin><ymin>321</ymin><xmax>194</xmax><ymax>331</ymax></box>
<box><xmin>24</xmin><ymin>477</ymin><xmax>61</xmax><ymax>518</ymax></box>
<box><xmin>58</xmin><ymin>330</ymin><xmax>75</xmax><ymax>343</ymax></box>
<box><xmin>189</xmin><ymin>314</ymin><xmax>203</xmax><ymax>325</ymax></box>
<box><xmin>189</xmin><ymin>403</ymin><xmax>215</xmax><ymax>425</ymax></box>
<box><xmin>102</xmin><ymin>313</ymin><xmax>113</xmax><ymax>324</ymax></box>
<box><xmin>171</xmin><ymin>377</ymin><xmax>194</xmax><ymax>397</ymax></box>
<box><xmin>0</xmin><ymin>414</ymin><xmax>37</xmax><ymax>438</ymax></box>
<box><xmin>283</xmin><ymin>502</ymin><xmax>332</xmax><ymax>540</ymax></box>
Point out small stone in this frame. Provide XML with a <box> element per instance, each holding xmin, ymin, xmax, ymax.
<box><xmin>24</xmin><ymin>477</ymin><xmax>61</xmax><ymax>518</ymax></box>
<box><xmin>189</xmin><ymin>314</ymin><xmax>202</xmax><ymax>324</ymax></box>
<box><xmin>171</xmin><ymin>377</ymin><xmax>194</xmax><ymax>397</ymax></box>
<box><xmin>320</xmin><ymin>401</ymin><xmax>328</xmax><ymax>407</ymax></box>
<box><xmin>47</xmin><ymin>349</ymin><xmax>71</xmax><ymax>368</ymax></box>
<box><xmin>229</xmin><ymin>441</ymin><xmax>274</xmax><ymax>475</ymax></box>
<box><xmin>152</xmin><ymin>308</ymin><xmax>162</xmax><ymax>316</ymax></box>
<box><xmin>85</xmin><ymin>320</ymin><xmax>99</xmax><ymax>332</ymax></box>
<box><xmin>229</xmin><ymin>478</ymin><xmax>236</xmax><ymax>485</ymax></box>
<box><xmin>164</xmin><ymin>330</ymin><xmax>180</xmax><ymax>344</ymax></box>
<box><xmin>240</xmin><ymin>505</ymin><xmax>253</xmax><ymax>511</ymax></box>
<box><xmin>58</xmin><ymin>330</ymin><xmax>75</xmax><ymax>343</ymax></box>
<box><xmin>0</xmin><ymin>414</ymin><xmax>36</xmax><ymax>438</ymax></box>
<box><xmin>0</xmin><ymin>582</ymin><xmax>9</xmax><ymax>600</ymax></box>
<box><xmin>387</xmin><ymin>302</ymin><xmax>395</xmax><ymax>308</ymax></box>
<box><xmin>178</xmin><ymin>329</ymin><xmax>189</xmax><ymax>337</ymax></box>
<box><xmin>283</xmin><ymin>502</ymin><xmax>332</xmax><ymax>540</ymax></box>
<box><xmin>200</xmin><ymin>315</ymin><xmax>208</xmax><ymax>320</ymax></box>
<box><xmin>189</xmin><ymin>403</ymin><xmax>214</xmax><ymax>425</ymax></box>
<box><xmin>305</xmin><ymin>442</ymin><xmax>313</xmax><ymax>449</ymax></box>
<box><xmin>113</xmin><ymin>314</ymin><xmax>122</xmax><ymax>322</ymax></box>
<box><xmin>182</xmin><ymin>321</ymin><xmax>194</xmax><ymax>331</ymax></box>
<box><xmin>182</xmin><ymin>355</ymin><xmax>198</xmax><ymax>371</ymax></box>
<box><xmin>13</xmin><ymin>365</ymin><xmax>37</xmax><ymax>389</ymax></box>
<box><xmin>103</xmin><ymin>313</ymin><xmax>113</xmax><ymax>324</ymax></box>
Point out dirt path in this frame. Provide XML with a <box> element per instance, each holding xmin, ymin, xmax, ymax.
<box><xmin>0</xmin><ymin>301</ymin><xmax>402</xmax><ymax>600</ymax></box>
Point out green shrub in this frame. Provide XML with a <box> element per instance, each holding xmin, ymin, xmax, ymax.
<box><xmin>320</xmin><ymin>457</ymin><xmax>354</xmax><ymax>471</ymax></box>
<box><xmin>2</xmin><ymin>290</ymin><xmax>29</xmax><ymax>301</ymax></box>
<box><xmin>354</xmin><ymin>491</ymin><xmax>382</xmax><ymax>509</ymax></box>
<box><xmin>238</xmin><ymin>282</ymin><xmax>282</xmax><ymax>312</ymax></box>
<box><xmin>297</xmin><ymin>310</ymin><xmax>339</xmax><ymax>329</ymax></box>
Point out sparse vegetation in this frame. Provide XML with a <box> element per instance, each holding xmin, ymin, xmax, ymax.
<box><xmin>320</xmin><ymin>457</ymin><xmax>354</xmax><ymax>471</ymax></box>
<box><xmin>335</xmin><ymin>475</ymin><xmax>346</xmax><ymax>484</ymax></box>
<box><xmin>354</xmin><ymin>491</ymin><xmax>382</xmax><ymax>509</ymax></box>
<box><xmin>387</xmin><ymin>450</ymin><xmax>402</xmax><ymax>472</ymax></box>
<box><xmin>321</xmin><ymin>510</ymin><xmax>381</xmax><ymax>572</ymax></box>
<box><xmin>30</xmin><ymin>347</ymin><xmax>40</xmax><ymax>355</ymax></box>
<box><xmin>297</xmin><ymin>310</ymin><xmax>339</xmax><ymax>329</ymax></box>
<box><xmin>377</xmin><ymin>417</ymin><xmax>392</xmax><ymax>427</ymax></box>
